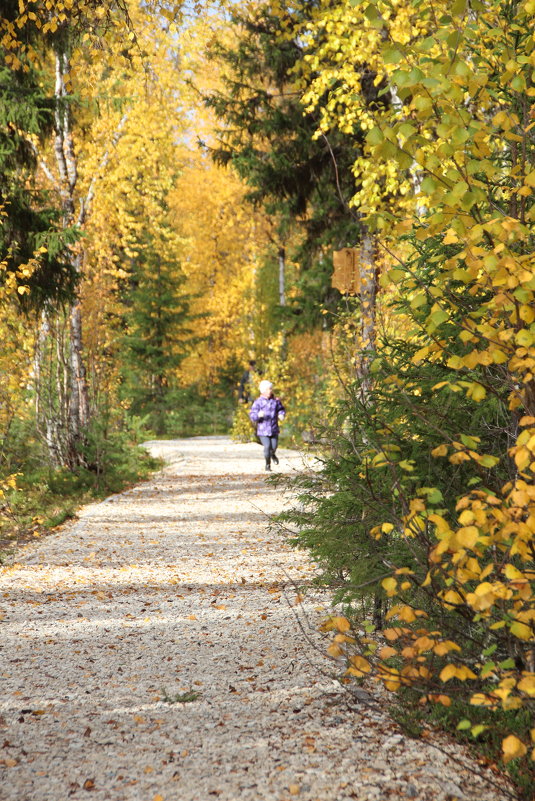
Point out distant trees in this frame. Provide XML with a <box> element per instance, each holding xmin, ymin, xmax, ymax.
<box><xmin>203</xmin><ymin>1</ymin><xmax>361</xmax><ymax>327</ymax></box>
<box><xmin>119</xmin><ymin>232</ymin><xmax>194</xmax><ymax>436</ymax></box>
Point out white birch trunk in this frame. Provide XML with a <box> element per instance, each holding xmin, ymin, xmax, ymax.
<box><xmin>278</xmin><ymin>247</ymin><xmax>286</xmax><ymax>306</ymax></box>
<box><xmin>32</xmin><ymin>48</ymin><xmax>128</xmax><ymax>468</ymax></box>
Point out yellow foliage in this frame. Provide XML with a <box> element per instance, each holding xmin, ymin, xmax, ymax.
<box><xmin>502</xmin><ymin>735</ymin><xmax>528</xmax><ymax>764</ymax></box>
<box><xmin>300</xmin><ymin>0</ymin><xmax>535</xmax><ymax>760</ymax></box>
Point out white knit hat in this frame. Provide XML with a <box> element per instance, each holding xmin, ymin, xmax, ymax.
<box><xmin>259</xmin><ymin>380</ymin><xmax>273</xmax><ymax>393</ymax></box>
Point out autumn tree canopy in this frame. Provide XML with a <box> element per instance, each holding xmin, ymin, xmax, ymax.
<box><xmin>0</xmin><ymin>0</ymin><xmax>533</xmax><ymax>791</ymax></box>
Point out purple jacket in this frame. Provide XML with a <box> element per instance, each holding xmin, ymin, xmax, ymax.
<box><xmin>249</xmin><ymin>396</ymin><xmax>286</xmax><ymax>437</ymax></box>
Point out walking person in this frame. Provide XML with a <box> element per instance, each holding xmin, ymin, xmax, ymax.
<box><xmin>249</xmin><ymin>380</ymin><xmax>285</xmax><ymax>471</ymax></box>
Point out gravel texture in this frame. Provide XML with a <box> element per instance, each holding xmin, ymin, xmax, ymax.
<box><xmin>0</xmin><ymin>436</ymin><xmax>514</xmax><ymax>801</ymax></box>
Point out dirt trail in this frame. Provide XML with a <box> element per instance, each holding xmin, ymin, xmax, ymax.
<box><xmin>0</xmin><ymin>437</ymin><xmax>510</xmax><ymax>801</ymax></box>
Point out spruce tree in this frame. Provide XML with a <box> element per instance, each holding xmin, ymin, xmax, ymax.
<box><xmin>0</xmin><ymin>3</ymin><xmax>76</xmax><ymax>307</ymax></box>
<box><xmin>119</xmin><ymin>237</ymin><xmax>195</xmax><ymax>436</ymax></box>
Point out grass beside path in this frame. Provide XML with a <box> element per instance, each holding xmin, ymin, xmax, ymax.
<box><xmin>0</xmin><ymin>440</ymin><xmax>160</xmax><ymax>559</ymax></box>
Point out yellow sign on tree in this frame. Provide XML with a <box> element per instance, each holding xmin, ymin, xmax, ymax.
<box><xmin>332</xmin><ymin>248</ymin><xmax>360</xmax><ymax>294</ymax></box>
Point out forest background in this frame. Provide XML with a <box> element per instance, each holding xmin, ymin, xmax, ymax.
<box><xmin>1</xmin><ymin>0</ymin><xmax>534</xmax><ymax>796</ymax></box>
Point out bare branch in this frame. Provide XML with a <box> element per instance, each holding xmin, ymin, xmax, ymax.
<box><xmin>79</xmin><ymin>112</ymin><xmax>130</xmax><ymax>226</ymax></box>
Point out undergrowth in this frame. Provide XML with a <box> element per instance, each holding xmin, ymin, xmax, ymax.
<box><xmin>0</xmin><ymin>421</ymin><xmax>160</xmax><ymax>555</ymax></box>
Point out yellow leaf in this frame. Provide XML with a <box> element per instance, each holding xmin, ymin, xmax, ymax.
<box><xmin>378</xmin><ymin>645</ymin><xmax>397</xmax><ymax>659</ymax></box>
<box><xmin>434</xmin><ymin>694</ymin><xmax>451</xmax><ymax>706</ymax></box>
<box><xmin>510</xmin><ymin>620</ymin><xmax>533</xmax><ymax>641</ymax></box>
<box><xmin>517</xmin><ymin>675</ymin><xmax>535</xmax><ymax>697</ymax></box>
<box><xmin>396</xmin><ymin>605</ymin><xmax>417</xmax><ymax>622</ymax></box>
<box><xmin>455</xmin><ymin>526</ymin><xmax>479</xmax><ymax>549</ymax></box>
<box><xmin>442</xmin><ymin>590</ymin><xmax>464</xmax><ymax>607</ymax></box>
<box><xmin>440</xmin><ymin>664</ymin><xmax>457</xmax><ymax>683</ymax></box>
<box><xmin>502</xmin><ymin>735</ymin><xmax>527</xmax><ymax>764</ymax></box>
<box><xmin>468</xmin><ymin>382</ymin><xmax>486</xmax><ymax>401</ymax></box>
<box><xmin>331</xmin><ymin>616</ymin><xmax>351</xmax><ymax>632</ymax></box>
<box><xmin>443</xmin><ymin>228</ymin><xmax>459</xmax><ymax>244</ymax></box>
<box><xmin>349</xmin><ymin>654</ymin><xmax>371</xmax><ymax>673</ymax></box>
<box><xmin>382</xmin><ymin>577</ymin><xmax>397</xmax><ymax>596</ymax></box>
<box><xmin>327</xmin><ymin>643</ymin><xmax>344</xmax><ymax>658</ymax></box>
<box><xmin>504</xmin><ymin>564</ymin><xmax>524</xmax><ymax>581</ymax></box>
<box><xmin>414</xmin><ymin>636</ymin><xmax>435</xmax><ymax>653</ymax></box>
<box><xmin>470</xmin><ymin>693</ymin><xmax>495</xmax><ymax>707</ymax></box>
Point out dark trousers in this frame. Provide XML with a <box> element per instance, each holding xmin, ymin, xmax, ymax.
<box><xmin>259</xmin><ymin>435</ymin><xmax>278</xmax><ymax>463</ymax></box>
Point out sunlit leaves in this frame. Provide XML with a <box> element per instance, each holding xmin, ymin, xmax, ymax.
<box><xmin>297</xmin><ymin>0</ymin><xmax>535</xmax><ymax>769</ymax></box>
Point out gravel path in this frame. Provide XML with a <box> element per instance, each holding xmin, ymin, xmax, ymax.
<box><xmin>0</xmin><ymin>437</ymin><xmax>513</xmax><ymax>801</ymax></box>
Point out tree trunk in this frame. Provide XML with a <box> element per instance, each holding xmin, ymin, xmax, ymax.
<box><xmin>34</xmin><ymin>47</ymin><xmax>90</xmax><ymax>468</ymax></box>
<box><xmin>32</xmin><ymin>50</ymin><xmax>128</xmax><ymax>469</ymax></box>
<box><xmin>67</xmin><ymin>297</ymin><xmax>90</xmax><ymax>459</ymax></box>
<box><xmin>357</xmin><ymin>225</ymin><xmax>382</xmax><ymax>624</ymax></box>
<box><xmin>278</xmin><ymin>247</ymin><xmax>286</xmax><ymax>306</ymax></box>
<box><xmin>356</xmin><ymin>226</ymin><xmax>378</xmax><ymax>399</ymax></box>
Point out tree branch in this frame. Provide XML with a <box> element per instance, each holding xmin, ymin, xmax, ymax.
<box><xmin>79</xmin><ymin>112</ymin><xmax>130</xmax><ymax>226</ymax></box>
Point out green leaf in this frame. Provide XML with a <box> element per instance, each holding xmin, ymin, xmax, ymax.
<box><xmin>387</xmin><ymin>268</ymin><xmax>404</xmax><ymax>283</ymax></box>
<box><xmin>418</xmin><ymin>37</ymin><xmax>437</xmax><ymax>52</ymax></box>
<box><xmin>429</xmin><ymin>308</ymin><xmax>449</xmax><ymax>327</ymax></box>
<box><xmin>457</xmin><ymin>719</ymin><xmax>471</xmax><ymax>730</ymax></box>
<box><xmin>480</xmin><ymin>661</ymin><xmax>496</xmax><ymax>678</ymax></box>
<box><xmin>418</xmin><ymin>487</ymin><xmax>443</xmax><ymax>503</ymax></box>
<box><xmin>392</xmin><ymin>69</ymin><xmax>411</xmax><ymax>87</ymax></box>
<box><xmin>398</xmin><ymin>122</ymin><xmax>417</xmax><ymax>140</ymax></box>
<box><xmin>452</xmin><ymin>127</ymin><xmax>470</xmax><ymax>145</ymax></box>
<box><xmin>366</xmin><ymin>126</ymin><xmax>384</xmax><ymax>145</ymax></box>
<box><xmin>510</xmin><ymin>74</ymin><xmax>525</xmax><ymax>92</ymax></box>
<box><xmin>471</xmin><ymin>724</ymin><xmax>487</xmax><ymax>738</ymax></box>
<box><xmin>421</xmin><ymin>175</ymin><xmax>437</xmax><ymax>194</ymax></box>
<box><xmin>364</xmin><ymin>3</ymin><xmax>381</xmax><ymax>22</ymax></box>
<box><xmin>460</xmin><ymin>434</ymin><xmax>480</xmax><ymax>448</ymax></box>
<box><xmin>478</xmin><ymin>454</ymin><xmax>499</xmax><ymax>468</ymax></box>
<box><xmin>410</xmin><ymin>292</ymin><xmax>426</xmax><ymax>309</ymax></box>
<box><xmin>383</xmin><ymin>47</ymin><xmax>403</xmax><ymax>64</ymax></box>
<box><xmin>408</xmin><ymin>67</ymin><xmax>425</xmax><ymax>84</ymax></box>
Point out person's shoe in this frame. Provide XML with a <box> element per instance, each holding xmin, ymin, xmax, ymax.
<box><xmin>272</xmin><ymin>453</ymin><xmax>279</xmax><ymax>465</ymax></box>
<box><xmin>265</xmin><ymin>462</ymin><xmax>272</xmax><ymax>471</ymax></box>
